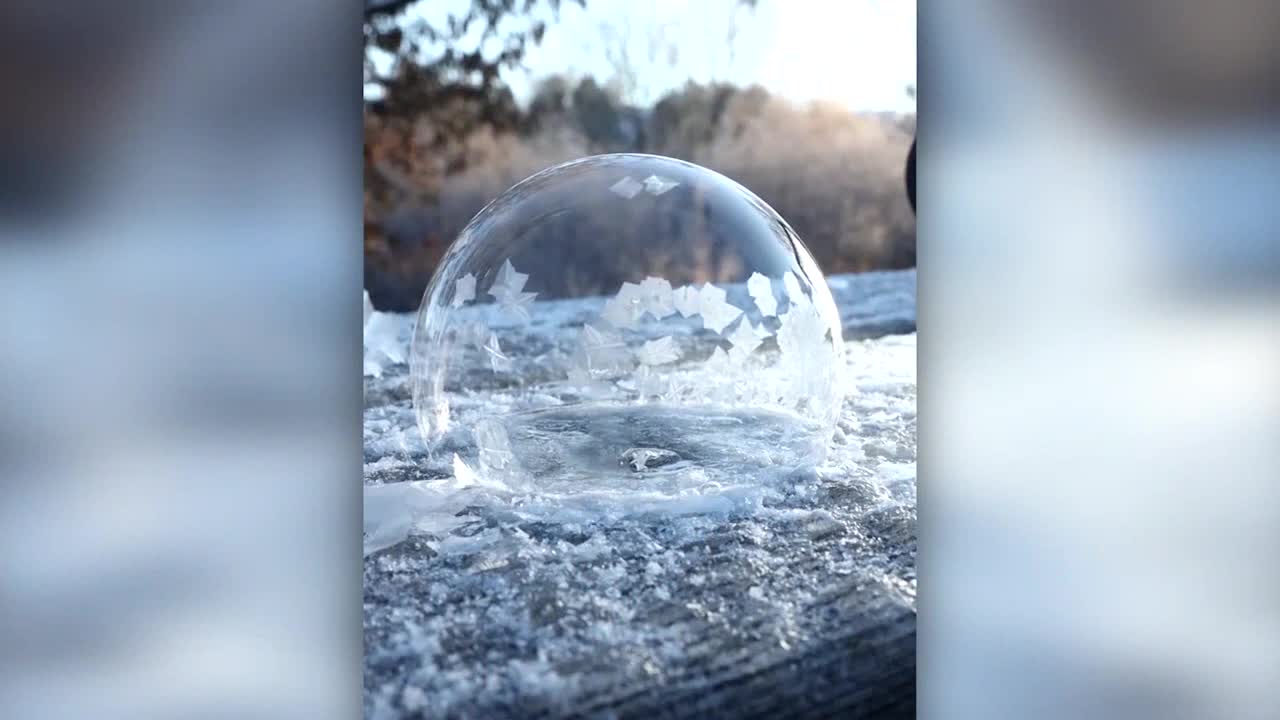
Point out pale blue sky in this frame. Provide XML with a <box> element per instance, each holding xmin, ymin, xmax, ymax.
<box><xmin>385</xmin><ymin>0</ymin><xmax>916</xmax><ymax>112</ymax></box>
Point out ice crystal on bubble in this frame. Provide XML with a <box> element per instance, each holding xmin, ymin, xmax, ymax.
<box><xmin>672</xmin><ymin>285</ymin><xmax>700</xmax><ymax>318</ymax></box>
<box><xmin>569</xmin><ymin>322</ymin><xmax>630</xmax><ymax>388</ymax></box>
<box><xmin>726</xmin><ymin>317</ymin><xmax>766</xmax><ymax>362</ymax></box>
<box><xmin>706</xmin><ymin>345</ymin><xmax>731</xmax><ymax>370</ymax></box>
<box><xmin>482</xmin><ymin>333</ymin><xmax>513</xmax><ymax>373</ymax></box>
<box><xmin>634</xmin><ymin>365</ymin><xmax>670</xmax><ymax>397</ymax></box>
<box><xmin>609</xmin><ymin>176</ymin><xmax>643</xmax><ymax>199</ymax></box>
<box><xmin>637</xmin><ymin>276</ymin><xmax>676</xmax><ymax>319</ymax></box>
<box><xmin>488</xmin><ymin>260</ymin><xmax>536</xmax><ymax>320</ymax></box>
<box><xmin>642</xmin><ymin>174</ymin><xmax>679</xmax><ymax>196</ymax></box>
<box><xmin>777</xmin><ymin>300</ymin><xmax>824</xmax><ymax>357</ymax></box>
<box><xmin>783</xmin><ymin>271</ymin><xmax>808</xmax><ymax>310</ymax></box>
<box><xmin>747</xmin><ymin>272</ymin><xmax>777</xmax><ymax>317</ymax></box>
<box><xmin>451</xmin><ymin>273</ymin><xmax>476</xmax><ymax>308</ymax></box>
<box><xmin>636</xmin><ymin>336</ymin><xmax>682</xmax><ymax>366</ymax></box>
<box><xmin>601</xmin><ymin>282</ymin><xmax>646</xmax><ymax>329</ymax></box>
<box><xmin>697</xmin><ymin>284</ymin><xmax>743</xmax><ymax>334</ymax></box>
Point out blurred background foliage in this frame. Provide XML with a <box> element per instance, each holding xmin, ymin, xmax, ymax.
<box><xmin>364</xmin><ymin>0</ymin><xmax>916</xmax><ymax>310</ymax></box>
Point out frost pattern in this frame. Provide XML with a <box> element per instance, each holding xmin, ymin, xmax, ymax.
<box><xmin>747</xmin><ymin>272</ymin><xmax>778</xmax><ymax>316</ymax></box>
<box><xmin>451</xmin><ymin>273</ymin><xmax>476</xmax><ymax>308</ymax></box>
<box><xmin>488</xmin><ymin>260</ymin><xmax>537</xmax><ymax>321</ymax></box>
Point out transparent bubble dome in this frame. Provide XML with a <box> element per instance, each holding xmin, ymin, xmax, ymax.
<box><xmin>411</xmin><ymin>154</ymin><xmax>844</xmax><ymax>492</ymax></box>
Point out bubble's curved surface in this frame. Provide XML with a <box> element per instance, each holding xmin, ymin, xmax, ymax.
<box><xmin>411</xmin><ymin>154</ymin><xmax>845</xmax><ymax>487</ymax></box>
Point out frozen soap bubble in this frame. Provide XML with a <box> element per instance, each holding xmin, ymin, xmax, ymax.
<box><xmin>411</xmin><ymin>154</ymin><xmax>844</xmax><ymax>493</ymax></box>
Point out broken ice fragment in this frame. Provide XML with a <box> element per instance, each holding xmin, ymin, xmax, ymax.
<box><xmin>642</xmin><ymin>175</ymin><xmax>679</xmax><ymax>196</ymax></box>
<box><xmin>672</xmin><ymin>285</ymin><xmax>700</xmax><ymax>318</ymax></box>
<box><xmin>482</xmin><ymin>332</ymin><xmax>513</xmax><ymax>373</ymax></box>
<box><xmin>637</xmin><ymin>276</ymin><xmax>676</xmax><ymax>319</ymax></box>
<box><xmin>636</xmin><ymin>336</ymin><xmax>682</xmax><ymax>366</ymax></box>
<box><xmin>619</xmin><ymin>447</ymin><xmax>682</xmax><ymax>471</ymax></box>
<box><xmin>747</xmin><ymin>272</ymin><xmax>777</xmax><ymax>316</ymax></box>
<box><xmin>451</xmin><ymin>273</ymin><xmax>477</xmax><ymax>308</ymax></box>
<box><xmin>609</xmin><ymin>176</ymin><xmax>643</xmax><ymax>199</ymax></box>
<box><xmin>363</xmin><ymin>290</ymin><xmax>373</xmax><ymax>326</ymax></box>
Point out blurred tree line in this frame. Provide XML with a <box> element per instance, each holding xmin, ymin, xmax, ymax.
<box><xmin>364</xmin><ymin>0</ymin><xmax>915</xmax><ymax>310</ymax></box>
